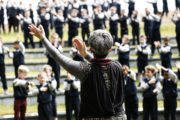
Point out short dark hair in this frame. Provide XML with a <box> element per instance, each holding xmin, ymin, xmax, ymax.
<box><xmin>14</xmin><ymin>41</ymin><xmax>19</xmax><ymax>45</ymax></box>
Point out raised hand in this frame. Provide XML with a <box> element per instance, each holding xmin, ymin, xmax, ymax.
<box><xmin>28</xmin><ymin>24</ymin><xmax>45</xmax><ymax>40</ymax></box>
<box><xmin>40</xmin><ymin>87</ymin><xmax>48</xmax><ymax>92</ymax></box>
<box><xmin>148</xmin><ymin>78</ymin><xmax>156</xmax><ymax>85</ymax></box>
<box><xmin>73</xmin><ymin>37</ymin><xmax>87</xmax><ymax>57</ymax></box>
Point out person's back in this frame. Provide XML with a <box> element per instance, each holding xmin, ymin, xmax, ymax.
<box><xmin>80</xmin><ymin>60</ymin><xmax>125</xmax><ymax>118</ymax></box>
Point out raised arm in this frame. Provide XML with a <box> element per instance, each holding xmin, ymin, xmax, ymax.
<box><xmin>28</xmin><ymin>25</ymin><xmax>87</xmax><ymax>80</ymax></box>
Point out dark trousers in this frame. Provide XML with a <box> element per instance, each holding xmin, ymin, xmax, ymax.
<box><xmin>24</xmin><ymin>31</ymin><xmax>35</xmax><ymax>48</ymax></box>
<box><xmin>8</xmin><ymin>17</ymin><xmax>19</xmax><ymax>32</ymax></box>
<box><xmin>144</xmin><ymin>27</ymin><xmax>152</xmax><ymax>44</ymax></box>
<box><xmin>178</xmin><ymin>69</ymin><xmax>180</xmax><ymax>80</ymax></box>
<box><xmin>118</xmin><ymin>58</ymin><xmax>129</xmax><ymax>67</ymax></box>
<box><xmin>125</xmin><ymin>96</ymin><xmax>139</xmax><ymax>120</ymax></box>
<box><xmin>53</xmin><ymin>66</ymin><xmax>60</xmax><ymax>90</ymax></box>
<box><xmin>151</xmin><ymin>29</ymin><xmax>161</xmax><ymax>55</ymax></box>
<box><xmin>0</xmin><ymin>64</ymin><xmax>7</xmax><ymax>90</ymax></box>
<box><xmin>55</xmin><ymin>27</ymin><xmax>63</xmax><ymax>39</ymax></box>
<box><xmin>0</xmin><ymin>18</ymin><xmax>5</xmax><ymax>33</ymax></box>
<box><xmin>121</xmin><ymin>28</ymin><xmax>128</xmax><ymax>39</ymax></box>
<box><xmin>164</xmin><ymin>97</ymin><xmax>177</xmax><ymax>120</ymax></box>
<box><xmin>81</xmin><ymin>28</ymin><xmax>89</xmax><ymax>42</ymax></box>
<box><xmin>163</xmin><ymin>0</ymin><xmax>169</xmax><ymax>15</ymax></box>
<box><xmin>132</xmin><ymin>28</ymin><xmax>139</xmax><ymax>45</ymax></box>
<box><xmin>153</xmin><ymin>3</ymin><xmax>158</xmax><ymax>14</ymax></box>
<box><xmin>65</xmin><ymin>95</ymin><xmax>80</xmax><ymax>120</ymax></box>
<box><xmin>143</xmin><ymin>97</ymin><xmax>158</xmax><ymax>120</ymax></box>
<box><xmin>162</xmin><ymin>60</ymin><xmax>172</xmax><ymax>69</ymax></box>
<box><xmin>52</xmin><ymin>98</ymin><xmax>57</xmax><ymax>117</ymax></box>
<box><xmin>110</xmin><ymin>28</ymin><xmax>118</xmax><ymax>43</ymax></box>
<box><xmin>68</xmin><ymin>29</ymin><xmax>78</xmax><ymax>46</ymax></box>
<box><xmin>14</xmin><ymin>65</ymin><xmax>20</xmax><ymax>78</ymax></box>
<box><xmin>176</xmin><ymin>0</ymin><xmax>180</xmax><ymax>9</ymax></box>
<box><xmin>14</xmin><ymin>99</ymin><xmax>27</xmax><ymax>120</ymax></box>
<box><xmin>38</xmin><ymin>103</ymin><xmax>53</xmax><ymax>120</ymax></box>
<box><xmin>176</xmin><ymin>34</ymin><xmax>180</xmax><ymax>54</ymax></box>
<box><xmin>137</xmin><ymin>60</ymin><xmax>148</xmax><ymax>73</ymax></box>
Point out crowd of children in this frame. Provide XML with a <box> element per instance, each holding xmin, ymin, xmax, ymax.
<box><xmin>0</xmin><ymin>0</ymin><xmax>180</xmax><ymax>54</ymax></box>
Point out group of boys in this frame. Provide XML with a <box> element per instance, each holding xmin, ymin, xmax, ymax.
<box><xmin>12</xmin><ymin>55</ymin><xmax>82</xmax><ymax>120</ymax></box>
<box><xmin>115</xmin><ymin>33</ymin><xmax>179</xmax><ymax>120</ymax></box>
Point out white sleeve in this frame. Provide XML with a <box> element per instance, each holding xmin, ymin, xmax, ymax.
<box><xmin>58</xmin><ymin>45</ymin><xmax>63</xmax><ymax>53</ymax></box>
<box><xmin>135</xmin><ymin>48</ymin><xmax>138</xmax><ymax>54</ymax></box>
<box><xmin>151</xmin><ymin>14</ymin><xmax>161</xmax><ymax>22</ymax></box>
<box><xmin>69</xmin><ymin>17</ymin><xmax>80</xmax><ymax>23</ymax></box>
<box><xmin>129</xmin><ymin>70</ymin><xmax>136</xmax><ymax>81</ymax></box>
<box><xmin>146</xmin><ymin>14</ymin><xmax>154</xmax><ymax>21</ymax></box>
<box><xmin>13</xmin><ymin>79</ymin><xmax>27</xmax><ymax>86</ymax></box>
<box><xmin>168</xmin><ymin>69</ymin><xmax>178</xmax><ymax>83</ymax></box>
<box><xmin>142</xmin><ymin>46</ymin><xmax>151</xmax><ymax>55</ymax></box>
<box><xmin>160</xmin><ymin>46</ymin><xmax>171</xmax><ymax>53</ymax></box>
<box><xmin>19</xmin><ymin>42</ymin><xmax>25</xmax><ymax>55</ymax></box>
<box><xmin>98</xmin><ymin>13</ymin><xmax>104</xmax><ymax>19</ymax></box>
<box><xmin>72</xmin><ymin>80</ymin><xmax>80</xmax><ymax>90</ymax></box>
<box><xmin>64</xmin><ymin>81</ymin><xmax>71</xmax><ymax>91</ymax></box>
<box><xmin>134</xmin><ymin>17</ymin><xmax>140</xmax><ymax>23</ymax></box>
<box><xmin>45</xmin><ymin>13</ymin><xmax>50</xmax><ymax>20</ymax></box>
<box><xmin>118</xmin><ymin>44</ymin><xmax>130</xmax><ymax>52</ymax></box>
<box><xmin>30</xmin><ymin>87</ymin><xmax>39</xmax><ymax>95</ymax></box>
<box><xmin>155</xmin><ymin>81</ymin><xmax>162</xmax><ymax>94</ymax></box>
<box><xmin>111</xmin><ymin>14</ymin><xmax>119</xmax><ymax>21</ymax></box>
<box><xmin>8</xmin><ymin>52</ymin><xmax>14</xmax><ymax>58</ymax></box>
<box><xmin>48</xmin><ymin>79</ymin><xmax>57</xmax><ymax>91</ymax></box>
<box><xmin>79</xmin><ymin>18</ymin><xmax>85</xmax><ymax>23</ymax></box>
<box><xmin>140</xmin><ymin>80</ymin><xmax>150</xmax><ymax>91</ymax></box>
<box><xmin>171</xmin><ymin>15</ymin><xmax>177</xmax><ymax>23</ymax></box>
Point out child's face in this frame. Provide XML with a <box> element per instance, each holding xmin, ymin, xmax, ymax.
<box><xmin>14</xmin><ymin>43</ymin><xmax>19</xmax><ymax>49</ymax></box>
<box><xmin>163</xmin><ymin>40</ymin><xmax>169</xmax><ymax>44</ymax></box>
<box><xmin>43</xmin><ymin>68</ymin><xmax>52</xmax><ymax>77</ymax></box>
<box><xmin>145</xmin><ymin>8</ymin><xmax>149</xmax><ymax>14</ymax></box>
<box><xmin>24</xmin><ymin>11</ymin><xmax>30</xmax><ymax>17</ymax></box>
<box><xmin>58</xmin><ymin>10</ymin><xmax>63</xmax><ymax>16</ymax></box>
<box><xmin>121</xmin><ymin>10</ymin><xmax>125</xmax><ymax>15</ymax></box>
<box><xmin>122</xmin><ymin>38</ymin><xmax>129</xmax><ymax>44</ymax></box>
<box><xmin>51</xmin><ymin>35</ymin><xmax>58</xmax><ymax>44</ymax></box>
<box><xmin>18</xmin><ymin>72</ymin><xmax>28</xmax><ymax>80</ymax></box>
<box><xmin>40</xmin><ymin>8</ymin><xmax>46</xmax><ymax>14</ymax></box>
<box><xmin>164</xmin><ymin>71</ymin><xmax>170</xmax><ymax>80</ymax></box>
<box><xmin>81</xmin><ymin>11</ymin><xmax>87</xmax><ymax>16</ymax></box>
<box><xmin>97</xmin><ymin>6</ymin><xmax>102</xmax><ymax>12</ymax></box>
<box><xmin>122</xmin><ymin>66</ymin><xmax>129</xmax><ymax>76</ymax></box>
<box><xmin>139</xmin><ymin>37</ymin><xmax>146</xmax><ymax>44</ymax></box>
<box><xmin>145</xmin><ymin>70</ymin><xmax>154</xmax><ymax>78</ymax></box>
<box><xmin>37</xmin><ymin>75</ymin><xmax>47</xmax><ymax>84</ymax></box>
<box><xmin>133</xmin><ymin>10</ymin><xmax>137</xmax><ymax>15</ymax></box>
<box><xmin>71</xmin><ymin>10</ymin><xmax>77</xmax><ymax>17</ymax></box>
<box><xmin>111</xmin><ymin>7</ymin><xmax>116</xmax><ymax>14</ymax></box>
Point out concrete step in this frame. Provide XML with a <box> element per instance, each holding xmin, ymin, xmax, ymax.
<box><xmin>0</xmin><ymin>87</ymin><xmax>180</xmax><ymax>106</ymax></box>
<box><xmin>0</xmin><ymin>108</ymin><xmax>180</xmax><ymax>120</ymax></box>
<box><xmin>4</xmin><ymin>56</ymin><xmax>180</xmax><ymax>73</ymax></box>
<box><xmin>2</xmin><ymin>37</ymin><xmax>178</xmax><ymax>48</ymax></box>
<box><xmin>4</xmin><ymin>43</ymin><xmax>179</xmax><ymax>59</ymax></box>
